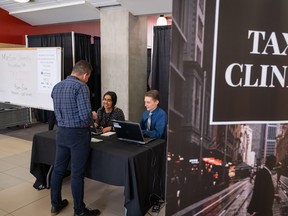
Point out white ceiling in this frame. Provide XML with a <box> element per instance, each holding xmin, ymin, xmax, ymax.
<box><xmin>0</xmin><ymin>0</ymin><xmax>172</xmax><ymax>26</ymax></box>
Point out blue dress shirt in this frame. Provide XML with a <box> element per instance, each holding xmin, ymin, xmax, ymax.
<box><xmin>140</xmin><ymin>107</ymin><xmax>167</xmax><ymax>139</ymax></box>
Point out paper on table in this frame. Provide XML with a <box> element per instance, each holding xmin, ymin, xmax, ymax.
<box><xmin>101</xmin><ymin>131</ymin><xmax>116</xmax><ymax>137</ymax></box>
<box><xmin>91</xmin><ymin>137</ymin><xmax>103</xmax><ymax>142</ymax></box>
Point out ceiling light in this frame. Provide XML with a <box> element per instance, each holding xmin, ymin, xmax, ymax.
<box><xmin>14</xmin><ymin>0</ymin><xmax>30</xmax><ymax>3</ymax></box>
<box><xmin>156</xmin><ymin>15</ymin><xmax>167</xmax><ymax>26</ymax></box>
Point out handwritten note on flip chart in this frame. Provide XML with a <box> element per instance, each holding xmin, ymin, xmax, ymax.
<box><xmin>0</xmin><ymin>47</ymin><xmax>63</xmax><ymax>111</ymax></box>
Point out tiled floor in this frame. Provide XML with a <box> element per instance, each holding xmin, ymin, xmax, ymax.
<box><xmin>0</xmin><ymin>122</ymin><xmax>165</xmax><ymax>216</ymax></box>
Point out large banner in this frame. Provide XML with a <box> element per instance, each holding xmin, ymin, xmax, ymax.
<box><xmin>166</xmin><ymin>0</ymin><xmax>288</xmax><ymax>215</ymax></box>
<box><xmin>210</xmin><ymin>0</ymin><xmax>288</xmax><ymax>124</ymax></box>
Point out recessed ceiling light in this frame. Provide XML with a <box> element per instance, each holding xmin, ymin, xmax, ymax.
<box><xmin>14</xmin><ymin>0</ymin><xmax>30</xmax><ymax>3</ymax></box>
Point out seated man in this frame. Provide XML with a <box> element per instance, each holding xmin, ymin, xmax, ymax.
<box><xmin>140</xmin><ymin>89</ymin><xmax>167</xmax><ymax>139</ymax></box>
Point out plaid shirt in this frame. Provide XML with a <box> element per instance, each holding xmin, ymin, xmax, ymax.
<box><xmin>51</xmin><ymin>75</ymin><xmax>92</xmax><ymax>128</ymax></box>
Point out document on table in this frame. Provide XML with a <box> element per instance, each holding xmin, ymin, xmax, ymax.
<box><xmin>100</xmin><ymin>132</ymin><xmax>115</xmax><ymax>137</ymax></box>
<box><xmin>91</xmin><ymin>137</ymin><xmax>103</xmax><ymax>142</ymax></box>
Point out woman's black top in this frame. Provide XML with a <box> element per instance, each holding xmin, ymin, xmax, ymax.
<box><xmin>95</xmin><ymin>106</ymin><xmax>125</xmax><ymax>128</ymax></box>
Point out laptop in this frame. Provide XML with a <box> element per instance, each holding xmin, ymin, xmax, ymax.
<box><xmin>112</xmin><ymin>120</ymin><xmax>156</xmax><ymax>145</ymax></box>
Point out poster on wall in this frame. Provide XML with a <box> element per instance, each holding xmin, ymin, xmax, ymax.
<box><xmin>210</xmin><ymin>0</ymin><xmax>288</xmax><ymax>124</ymax></box>
<box><xmin>166</xmin><ymin>0</ymin><xmax>288</xmax><ymax>215</ymax></box>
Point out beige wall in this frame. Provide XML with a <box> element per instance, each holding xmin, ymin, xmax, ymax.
<box><xmin>100</xmin><ymin>7</ymin><xmax>147</xmax><ymax>122</ymax></box>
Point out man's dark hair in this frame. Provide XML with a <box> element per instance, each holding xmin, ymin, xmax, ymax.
<box><xmin>265</xmin><ymin>155</ymin><xmax>276</xmax><ymax>170</ymax></box>
<box><xmin>145</xmin><ymin>89</ymin><xmax>160</xmax><ymax>101</ymax></box>
<box><xmin>72</xmin><ymin>60</ymin><xmax>93</xmax><ymax>75</ymax></box>
<box><xmin>103</xmin><ymin>91</ymin><xmax>117</xmax><ymax>107</ymax></box>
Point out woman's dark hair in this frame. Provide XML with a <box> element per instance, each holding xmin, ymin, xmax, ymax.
<box><xmin>103</xmin><ymin>91</ymin><xmax>117</xmax><ymax>107</ymax></box>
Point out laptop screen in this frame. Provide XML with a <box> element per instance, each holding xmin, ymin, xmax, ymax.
<box><xmin>112</xmin><ymin>120</ymin><xmax>154</xmax><ymax>144</ymax></box>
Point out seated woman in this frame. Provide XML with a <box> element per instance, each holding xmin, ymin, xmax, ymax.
<box><xmin>94</xmin><ymin>91</ymin><xmax>125</xmax><ymax>133</ymax></box>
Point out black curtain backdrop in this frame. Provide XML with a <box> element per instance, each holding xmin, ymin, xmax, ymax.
<box><xmin>151</xmin><ymin>25</ymin><xmax>171</xmax><ymax>113</ymax></box>
<box><xmin>27</xmin><ymin>33</ymin><xmax>73</xmax><ymax>124</ymax></box>
<box><xmin>74</xmin><ymin>33</ymin><xmax>92</xmax><ymax>63</ymax></box>
<box><xmin>92</xmin><ymin>37</ymin><xmax>101</xmax><ymax>110</ymax></box>
<box><xmin>27</xmin><ymin>33</ymin><xmax>73</xmax><ymax>78</ymax></box>
<box><xmin>74</xmin><ymin>33</ymin><xmax>101</xmax><ymax>110</ymax></box>
<box><xmin>27</xmin><ymin>33</ymin><xmax>101</xmax><ymax>122</ymax></box>
<box><xmin>147</xmin><ymin>48</ymin><xmax>152</xmax><ymax>91</ymax></box>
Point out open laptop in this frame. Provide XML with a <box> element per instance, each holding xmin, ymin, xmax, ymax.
<box><xmin>112</xmin><ymin>120</ymin><xmax>156</xmax><ymax>145</ymax></box>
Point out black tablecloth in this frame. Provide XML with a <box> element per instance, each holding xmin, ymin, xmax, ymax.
<box><xmin>30</xmin><ymin>130</ymin><xmax>166</xmax><ymax>216</ymax></box>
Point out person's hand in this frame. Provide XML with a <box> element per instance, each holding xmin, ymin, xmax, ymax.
<box><xmin>92</xmin><ymin>111</ymin><xmax>97</xmax><ymax>120</ymax></box>
<box><xmin>90</xmin><ymin>122</ymin><xmax>99</xmax><ymax>129</ymax></box>
<box><xmin>250</xmin><ymin>212</ymin><xmax>256</xmax><ymax>216</ymax></box>
<box><xmin>102</xmin><ymin>126</ymin><xmax>112</xmax><ymax>133</ymax></box>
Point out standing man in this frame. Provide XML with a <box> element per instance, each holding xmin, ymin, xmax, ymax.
<box><xmin>247</xmin><ymin>155</ymin><xmax>278</xmax><ymax>216</ymax></box>
<box><xmin>140</xmin><ymin>89</ymin><xmax>167</xmax><ymax>139</ymax></box>
<box><xmin>50</xmin><ymin>60</ymin><xmax>100</xmax><ymax>216</ymax></box>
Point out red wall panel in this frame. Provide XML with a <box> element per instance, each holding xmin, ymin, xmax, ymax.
<box><xmin>28</xmin><ymin>21</ymin><xmax>100</xmax><ymax>38</ymax></box>
<box><xmin>0</xmin><ymin>8</ymin><xmax>32</xmax><ymax>44</ymax></box>
<box><xmin>0</xmin><ymin>8</ymin><xmax>100</xmax><ymax>45</ymax></box>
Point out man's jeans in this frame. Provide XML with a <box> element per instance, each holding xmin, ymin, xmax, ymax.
<box><xmin>50</xmin><ymin>127</ymin><xmax>91</xmax><ymax>214</ymax></box>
